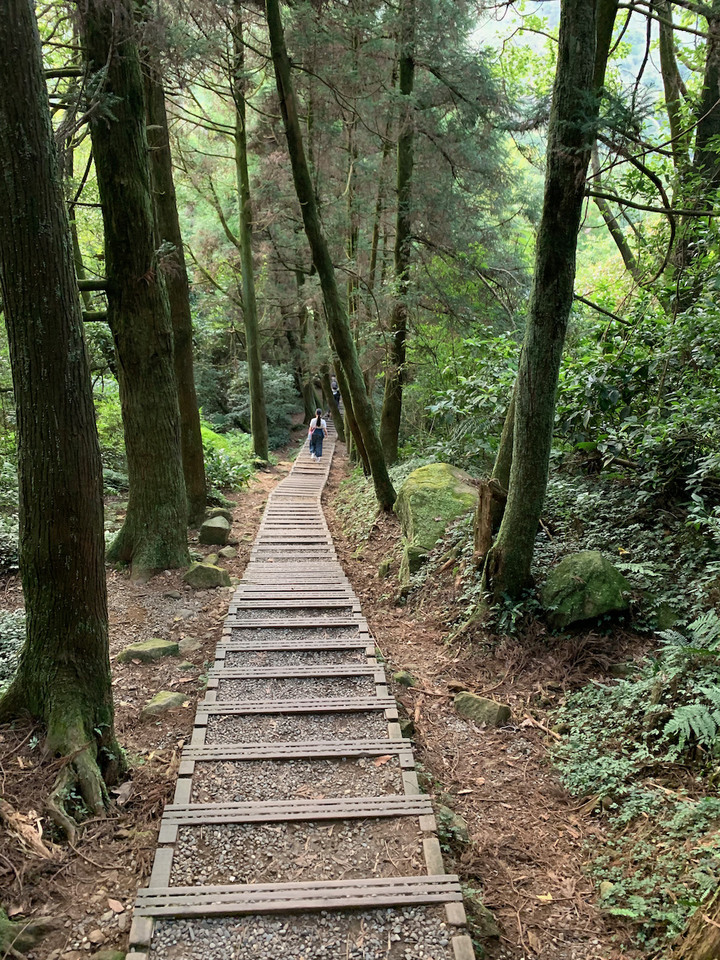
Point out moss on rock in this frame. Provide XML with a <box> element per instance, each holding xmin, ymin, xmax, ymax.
<box><xmin>183</xmin><ymin>562</ymin><xmax>231</xmax><ymax>589</ymax></box>
<box><xmin>541</xmin><ymin>550</ymin><xmax>630</xmax><ymax>628</ymax></box>
<box><xmin>117</xmin><ymin>638</ymin><xmax>179</xmax><ymax>663</ymax></box>
<box><xmin>141</xmin><ymin>691</ymin><xmax>186</xmax><ymax>718</ymax></box>
<box><xmin>394</xmin><ymin>463</ymin><xmax>477</xmax><ymax>580</ymax></box>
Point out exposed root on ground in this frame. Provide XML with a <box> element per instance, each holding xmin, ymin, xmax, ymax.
<box><xmin>0</xmin><ymin>908</ymin><xmax>56</xmax><ymax>959</ymax></box>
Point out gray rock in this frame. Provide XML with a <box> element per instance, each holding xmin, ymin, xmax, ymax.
<box><xmin>399</xmin><ymin>717</ymin><xmax>415</xmax><ymax>739</ymax></box>
<box><xmin>183</xmin><ymin>562</ymin><xmax>231</xmax><ymax>589</ymax></box>
<box><xmin>206</xmin><ymin>507</ymin><xmax>233</xmax><ymax>523</ymax></box>
<box><xmin>178</xmin><ymin>636</ymin><xmax>201</xmax><ymax>655</ymax></box>
<box><xmin>541</xmin><ymin>550</ymin><xmax>630</xmax><ymax>628</ymax></box>
<box><xmin>218</xmin><ymin>546</ymin><xmax>238</xmax><ymax>559</ymax></box>
<box><xmin>205</xmin><ymin>553</ymin><xmax>219</xmax><ymax>566</ymax></box>
<box><xmin>141</xmin><ymin>691</ymin><xmax>186</xmax><ymax>718</ymax></box>
<box><xmin>393</xmin><ymin>670</ymin><xmax>415</xmax><ymax>687</ymax></box>
<box><xmin>199</xmin><ymin>516</ymin><xmax>231</xmax><ymax>546</ymax></box>
<box><xmin>454</xmin><ymin>691</ymin><xmax>511</xmax><ymax>726</ymax></box>
<box><xmin>117</xmin><ymin>638</ymin><xmax>178</xmax><ymax>663</ymax></box>
<box><xmin>163</xmin><ymin>590</ymin><xmax>182</xmax><ymax>600</ymax></box>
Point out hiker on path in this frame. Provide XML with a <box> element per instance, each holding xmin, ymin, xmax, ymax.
<box><xmin>331</xmin><ymin>375</ymin><xmax>341</xmax><ymax>408</ymax></box>
<box><xmin>309</xmin><ymin>407</ymin><xmax>328</xmax><ymax>461</ymax></box>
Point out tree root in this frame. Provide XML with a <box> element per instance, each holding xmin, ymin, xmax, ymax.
<box><xmin>45</xmin><ymin>722</ymin><xmax>114</xmax><ymax>842</ymax></box>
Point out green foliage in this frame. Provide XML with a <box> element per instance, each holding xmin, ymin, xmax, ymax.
<box><xmin>0</xmin><ymin>434</ymin><xmax>18</xmax><ymax>514</ymax></box>
<box><xmin>201</xmin><ymin>422</ymin><xmax>253</xmax><ymax>491</ymax></box>
<box><xmin>0</xmin><ymin>608</ymin><xmax>25</xmax><ymax>695</ymax></box>
<box><xmin>198</xmin><ymin>362</ymin><xmax>300</xmax><ymax>451</ymax></box>
<box><xmin>553</xmin><ymin>612</ymin><xmax>720</xmax><ymax>948</ymax></box>
<box><xmin>94</xmin><ymin>385</ymin><xmax>126</xmax><ymax>472</ymax></box>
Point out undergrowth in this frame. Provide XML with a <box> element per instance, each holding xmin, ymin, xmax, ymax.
<box><xmin>0</xmin><ymin>609</ymin><xmax>25</xmax><ymax>696</ymax></box>
<box><xmin>553</xmin><ymin>611</ymin><xmax>720</xmax><ymax>951</ymax></box>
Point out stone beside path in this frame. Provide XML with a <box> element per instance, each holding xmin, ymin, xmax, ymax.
<box><xmin>126</xmin><ymin>421</ymin><xmax>476</xmax><ymax>960</ymax></box>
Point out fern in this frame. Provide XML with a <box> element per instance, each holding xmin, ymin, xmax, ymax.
<box><xmin>663</xmin><ymin>687</ymin><xmax>720</xmax><ymax>760</ymax></box>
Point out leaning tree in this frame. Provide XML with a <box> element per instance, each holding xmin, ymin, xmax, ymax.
<box><xmin>0</xmin><ymin>0</ymin><xmax>123</xmax><ymax>837</ymax></box>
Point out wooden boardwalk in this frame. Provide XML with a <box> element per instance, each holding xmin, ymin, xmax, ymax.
<box><xmin>126</xmin><ymin>421</ymin><xmax>476</xmax><ymax>960</ymax></box>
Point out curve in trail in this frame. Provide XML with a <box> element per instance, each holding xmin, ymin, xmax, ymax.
<box><xmin>127</xmin><ymin>420</ymin><xmax>476</xmax><ymax>960</ymax></box>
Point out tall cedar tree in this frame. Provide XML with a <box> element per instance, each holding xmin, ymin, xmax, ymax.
<box><xmin>483</xmin><ymin>0</ymin><xmax>601</xmax><ymax>599</ymax></box>
<box><xmin>232</xmin><ymin>3</ymin><xmax>270</xmax><ymax>461</ymax></box>
<box><xmin>83</xmin><ymin>0</ymin><xmax>190</xmax><ymax>577</ymax></box>
<box><xmin>379</xmin><ymin>0</ymin><xmax>415</xmax><ymax>465</ymax></box>
<box><xmin>145</xmin><ymin>64</ymin><xmax>208</xmax><ymax>526</ymax></box>
<box><xmin>0</xmin><ymin>0</ymin><xmax>122</xmax><ymax>835</ymax></box>
<box><xmin>266</xmin><ymin>0</ymin><xmax>396</xmax><ymax>508</ymax></box>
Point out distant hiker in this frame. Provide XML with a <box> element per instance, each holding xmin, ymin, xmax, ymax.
<box><xmin>330</xmin><ymin>375</ymin><xmax>341</xmax><ymax>408</ymax></box>
<box><xmin>309</xmin><ymin>408</ymin><xmax>328</xmax><ymax>461</ymax></box>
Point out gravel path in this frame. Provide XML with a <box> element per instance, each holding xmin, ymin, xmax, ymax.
<box><xmin>226</xmin><ymin>626</ymin><xmax>361</xmax><ymax>643</ymax></box>
<box><xmin>216</xmin><ymin>675</ymin><xmax>376</xmax><ymax>701</ymax></box>
<box><xmin>149</xmin><ymin>906</ymin><xmax>455</xmax><ymax>960</ymax></box>
<box><xmin>231</xmin><ymin>607</ymin><xmax>354</xmax><ymax>621</ymax></box>
<box><xmin>191</xmin><ymin>757</ymin><xmax>404</xmax><ymax>803</ymax></box>
<box><xmin>227</xmin><ymin>649</ymin><xmax>367</xmax><ymax>667</ymax></box>
<box><xmin>206</xmin><ymin>711</ymin><xmax>389</xmax><ymax>744</ymax></box>
<box><xmin>170</xmin><ymin>817</ymin><xmax>425</xmax><ymax>886</ymax></box>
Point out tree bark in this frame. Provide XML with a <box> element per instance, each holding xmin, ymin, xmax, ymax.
<box><xmin>656</xmin><ymin>0</ymin><xmax>690</xmax><ymax>171</ymax></box>
<box><xmin>266</xmin><ymin>0</ymin><xmax>395</xmax><ymax>507</ymax></box>
<box><xmin>320</xmin><ymin>366</ymin><xmax>346</xmax><ymax>443</ymax></box>
<box><xmin>232</xmin><ymin>5</ymin><xmax>269</xmax><ymax>461</ymax></box>
<box><xmin>380</xmin><ymin>0</ymin><xmax>415</xmax><ymax>466</ymax></box>
<box><xmin>82</xmin><ymin>0</ymin><xmax>189</xmax><ymax>578</ymax></box>
<box><xmin>483</xmin><ymin>0</ymin><xmax>601</xmax><ymax>600</ymax></box>
<box><xmin>144</xmin><ymin>64</ymin><xmax>207</xmax><ymax>526</ymax></box>
<box><xmin>335</xmin><ymin>361</ymin><xmax>371</xmax><ymax>474</ymax></box>
<box><xmin>0</xmin><ymin>0</ymin><xmax>123</xmax><ymax>833</ymax></box>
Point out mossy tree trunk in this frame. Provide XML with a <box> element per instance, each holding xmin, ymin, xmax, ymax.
<box><xmin>144</xmin><ymin>64</ymin><xmax>207</xmax><ymax>526</ymax></box>
<box><xmin>0</xmin><ymin>0</ymin><xmax>123</xmax><ymax>835</ymax></box>
<box><xmin>266</xmin><ymin>0</ymin><xmax>395</xmax><ymax>508</ymax></box>
<box><xmin>482</xmin><ymin>0</ymin><xmax>601</xmax><ymax>600</ymax></box>
<box><xmin>320</xmin><ymin>366</ymin><xmax>346</xmax><ymax>443</ymax></box>
<box><xmin>82</xmin><ymin>0</ymin><xmax>189</xmax><ymax>579</ymax></box>
<box><xmin>232</xmin><ymin>5</ymin><xmax>269</xmax><ymax>462</ymax></box>
<box><xmin>380</xmin><ymin>0</ymin><xmax>415</xmax><ymax>465</ymax></box>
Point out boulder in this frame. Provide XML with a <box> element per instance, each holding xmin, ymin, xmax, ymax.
<box><xmin>178</xmin><ymin>636</ymin><xmax>201</xmax><ymax>655</ymax></box>
<box><xmin>541</xmin><ymin>550</ymin><xmax>630</xmax><ymax>629</ymax></box>
<box><xmin>199</xmin><ymin>515</ymin><xmax>231</xmax><ymax>546</ymax></box>
<box><xmin>454</xmin><ymin>691</ymin><xmax>511</xmax><ymax>726</ymax></box>
<box><xmin>393</xmin><ymin>670</ymin><xmax>415</xmax><ymax>687</ymax></box>
<box><xmin>141</xmin><ymin>691</ymin><xmax>186</xmax><ymax>718</ymax></box>
<box><xmin>206</xmin><ymin>507</ymin><xmax>233</xmax><ymax>523</ymax></box>
<box><xmin>117</xmin><ymin>638</ymin><xmax>178</xmax><ymax>663</ymax></box>
<box><xmin>183</xmin><ymin>562</ymin><xmax>231</xmax><ymax>589</ymax></box>
<box><xmin>218</xmin><ymin>546</ymin><xmax>238</xmax><ymax>560</ymax></box>
<box><xmin>205</xmin><ymin>553</ymin><xmax>219</xmax><ymax>566</ymax></box>
<box><xmin>377</xmin><ymin>557</ymin><xmax>392</xmax><ymax>579</ymax></box>
<box><xmin>394</xmin><ymin>463</ymin><xmax>478</xmax><ymax>580</ymax></box>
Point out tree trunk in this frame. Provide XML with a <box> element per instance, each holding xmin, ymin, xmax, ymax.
<box><xmin>335</xmin><ymin>361</ymin><xmax>370</xmax><ymax>474</ymax></box>
<box><xmin>656</xmin><ymin>0</ymin><xmax>690</xmax><ymax>171</ymax></box>
<box><xmin>320</xmin><ymin>366</ymin><xmax>346</xmax><ymax>443</ymax></box>
<box><xmin>144</xmin><ymin>65</ymin><xmax>207</xmax><ymax>526</ymax></box>
<box><xmin>483</xmin><ymin>0</ymin><xmax>601</xmax><ymax>600</ymax></box>
<box><xmin>0</xmin><ymin>0</ymin><xmax>123</xmax><ymax>834</ymax></box>
<box><xmin>232</xmin><ymin>5</ymin><xmax>269</xmax><ymax>461</ymax></box>
<box><xmin>380</xmin><ymin>0</ymin><xmax>415</xmax><ymax>466</ymax></box>
<box><xmin>295</xmin><ymin>268</ymin><xmax>320</xmax><ymax>420</ymax></box>
<box><xmin>266</xmin><ymin>0</ymin><xmax>395</xmax><ymax>507</ymax></box>
<box><xmin>675</xmin><ymin>886</ymin><xmax>720</xmax><ymax>960</ymax></box>
<box><xmin>473</xmin><ymin>388</ymin><xmax>515</xmax><ymax>569</ymax></box>
<box><xmin>82</xmin><ymin>0</ymin><xmax>189</xmax><ymax>579</ymax></box>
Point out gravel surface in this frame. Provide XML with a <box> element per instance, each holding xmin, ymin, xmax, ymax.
<box><xmin>231</xmin><ymin>607</ymin><xmax>354</xmax><ymax>621</ymax></box>
<box><xmin>149</xmin><ymin>906</ymin><xmax>455</xmax><ymax>960</ymax></box>
<box><xmin>191</xmin><ymin>756</ymin><xmax>404</xmax><ymax>802</ymax></box>
<box><xmin>216</xmin><ymin>675</ymin><xmax>376</xmax><ymax>701</ymax></box>
<box><xmin>227</xmin><ymin>626</ymin><xmax>361</xmax><ymax>643</ymax></box>
<box><xmin>226</xmin><ymin>649</ymin><xmax>367</xmax><ymax>667</ymax></box>
<box><xmin>207</xmin><ymin>712</ymin><xmax>389</xmax><ymax>744</ymax></box>
<box><xmin>170</xmin><ymin>817</ymin><xmax>425</xmax><ymax>886</ymax></box>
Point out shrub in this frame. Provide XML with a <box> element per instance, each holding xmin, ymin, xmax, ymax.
<box><xmin>94</xmin><ymin>386</ymin><xmax>126</xmax><ymax>472</ymax></box>
<box><xmin>201</xmin><ymin>422</ymin><xmax>253</xmax><ymax>491</ymax></box>
<box><xmin>0</xmin><ymin>608</ymin><xmax>25</xmax><ymax>695</ymax></box>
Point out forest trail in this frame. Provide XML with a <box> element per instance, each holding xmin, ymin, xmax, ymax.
<box><xmin>126</xmin><ymin>422</ymin><xmax>475</xmax><ymax>960</ymax></box>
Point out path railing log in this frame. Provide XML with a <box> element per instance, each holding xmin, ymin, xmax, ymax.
<box><xmin>126</xmin><ymin>419</ymin><xmax>476</xmax><ymax>960</ymax></box>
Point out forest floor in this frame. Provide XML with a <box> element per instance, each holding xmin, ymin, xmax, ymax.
<box><xmin>323</xmin><ymin>444</ymin><xmax>644</xmax><ymax>960</ymax></box>
<box><xmin>1</xmin><ymin>432</ymin><xmax>647</xmax><ymax>960</ymax></box>
<box><xmin>0</xmin><ymin>447</ymin><xmax>298</xmax><ymax>960</ymax></box>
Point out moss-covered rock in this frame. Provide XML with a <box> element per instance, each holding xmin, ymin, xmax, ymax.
<box><xmin>393</xmin><ymin>670</ymin><xmax>415</xmax><ymax>687</ymax></box>
<box><xmin>206</xmin><ymin>507</ymin><xmax>233</xmax><ymax>523</ymax></box>
<box><xmin>377</xmin><ymin>557</ymin><xmax>392</xmax><ymax>579</ymax></box>
<box><xmin>541</xmin><ymin>550</ymin><xmax>630</xmax><ymax>628</ymax></box>
<box><xmin>199</xmin><ymin>515</ymin><xmax>231</xmax><ymax>546</ymax></box>
<box><xmin>141</xmin><ymin>691</ymin><xmax>186</xmax><ymax>718</ymax></box>
<box><xmin>394</xmin><ymin>463</ymin><xmax>477</xmax><ymax>580</ymax></box>
<box><xmin>117</xmin><ymin>638</ymin><xmax>178</xmax><ymax>663</ymax></box>
<box><xmin>454</xmin><ymin>691</ymin><xmax>511</xmax><ymax>726</ymax></box>
<box><xmin>218</xmin><ymin>546</ymin><xmax>238</xmax><ymax>559</ymax></box>
<box><xmin>183</xmin><ymin>562</ymin><xmax>231</xmax><ymax>589</ymax></box>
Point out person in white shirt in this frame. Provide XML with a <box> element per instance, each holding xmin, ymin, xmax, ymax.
<box><xmin>308</xmin><ymin>408</ymin><xmax>328</xmax><ymax>461</ymax></box>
